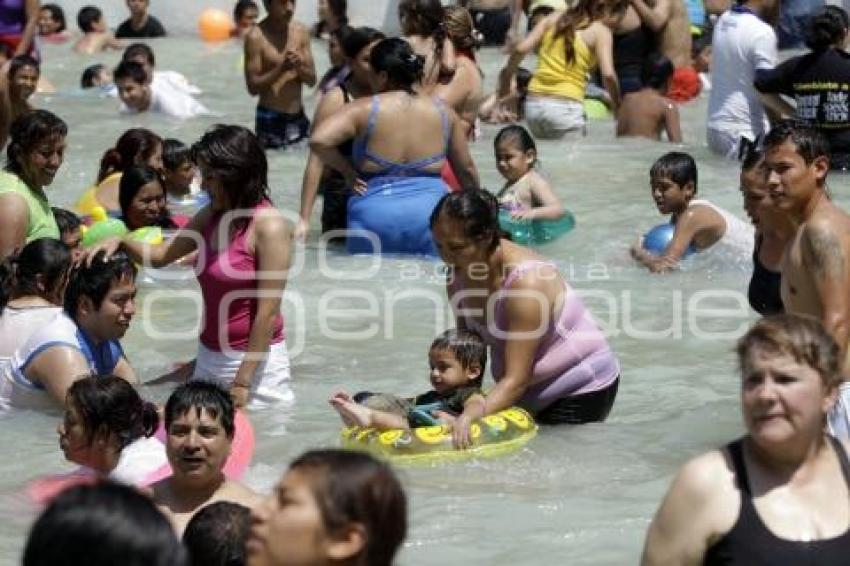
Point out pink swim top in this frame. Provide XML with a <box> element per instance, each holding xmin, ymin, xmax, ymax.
<box><xmin>453</xmin><ymin>260</ymin><xmax>619</xmax><ymax>412</ymax></box>
<box><xmin>197</xmin><ymin>201</ymin><xmax>284</xmax><ymax>351</ymax></box>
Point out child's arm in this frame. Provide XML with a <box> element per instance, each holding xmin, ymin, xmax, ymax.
<box><xmin>498</xmin><ymin>14</ymin><xmax>549</xmax><ymax>97</ymax></box>
<box><xmin>513</xmin><ymin>173</ymin><xmax>565</xmax><ymax>221</ymax></box>
<box><xmin>663</xmin><ymin>100</ymin><xmax>683</xmax><ymax>143</ymax></box>
<box><xmin>630</xmin><ymin>207</ymin><xmax>720</xmax><ymax>273</ymax></box>
<box><xmin>105</xmin><ymin>33</ymin><xmax>125</xmax><ymax>51</ymax></box>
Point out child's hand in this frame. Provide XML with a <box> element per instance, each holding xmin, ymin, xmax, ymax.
<box><xmin>510</xmin><ymin>209</ymin><xmax>535</xmax><ymax>221</ymax></box>
<box><xmin>629</xmin><ymin>236</ymin><xmax>644</xmax><ymax>259</ymax></box>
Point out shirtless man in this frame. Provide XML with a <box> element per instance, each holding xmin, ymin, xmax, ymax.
<box><xmin>244</xmin><ymin>0</ymin><xmax>316</xmax><ymax>150</ymax></box>
<box><xmin>461</xmin><ymin>0</ymin><xmax>512</xmax><ymax>45</ymax></box>
<box><xmin>151</xmin><ymin>381</ymin><xmax>261</xmax><ymax>535</ymax></box>
<box><xmin>629</xmin><ymin>0</ymin><xmax>698</xmax><ymax>102</ymax></box>
<box><xmin>764</xmin><ymin>120</ymin><xmax>850</xmax><ymax>436</ymax></box>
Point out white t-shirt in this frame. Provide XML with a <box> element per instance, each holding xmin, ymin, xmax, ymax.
<box><xmin>152</xmin><ymin>70</ymin><xmax>202</xmax><ymax>96</ymax></box>
<box><xmin>0</xmin><ymin>305</ymin><xmax>62</xmax><ymax>360</ymax></box>
<box><xmin>121</xmin><ymin>81</ymin><xmax>210</xmax><ymax>120</ymax></box>
<box><xmin>109</xmin><ymin>436</ymin><xmax>169</xmax><ymax>486</ymax></box>
<box><xmin>689</xmin><ymin>198</ymin><xmax>755</xmax><ymax>259</ymax></box>
<box><xmin>707</xmin><ymin>9</ymin><xmax>777</xmax><ymax>138</ymax></box>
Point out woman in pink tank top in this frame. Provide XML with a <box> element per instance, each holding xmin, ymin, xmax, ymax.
<box><xmin>430</xmin><ymin>189</ymin><xmax>619</xmax><ymax>447</ymax></box>
<box><xmin>86</xmin><ymin>125</ymin><xmax>293</xmax><ymax>408</ymax></box>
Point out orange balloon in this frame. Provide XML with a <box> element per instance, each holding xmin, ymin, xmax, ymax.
<box><xmin>198</xmin><ymin>8</ymin><xmax>233</xmax><ymax>42</ymax></box>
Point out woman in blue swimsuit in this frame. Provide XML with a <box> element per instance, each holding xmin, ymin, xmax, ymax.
<box><xmin>310</xmin><ymin>38</ymin><xmax>479</xmax><ymax>256</ymax></box>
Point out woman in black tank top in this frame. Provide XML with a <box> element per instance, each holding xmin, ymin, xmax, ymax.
<box><xmin>642</xmin><ymin>315</ymin><xmax>850</xmax><ymax>565</ymax></box>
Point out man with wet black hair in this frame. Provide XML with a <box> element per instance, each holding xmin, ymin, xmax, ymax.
<box><xmin>152</xmin><ymin>381</ymin><xmax>260</xmax><ymax>535</ymax></box>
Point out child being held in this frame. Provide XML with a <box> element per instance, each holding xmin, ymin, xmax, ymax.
<box><xmin>73</xmin><ymin>6</ymin><xmax>124</xmax><ymax>54</ymax></box>
<box><xmin>494</xmin><ymin>125</ymin><xmax>565</xmax><ymax>221</ymax></box>
<box><xmin>114</xmin><ymin>60</ymin><xmax>210</xmax><ymax>119</ymax></box>
<box><xmin>616</xmin><ymin>53</ymin><xmax>682</xmax><ymax>143</ymax></box>
<box><xmin>161</xmin><ymin>138</ymin><xmax>206</xmax><ymax>213</ymax></box>
<box><xmin>52</xmin><ymin>207</ymin><xmax>82</xmax><ymax>258</ymax></box>
<box><xmin>630</xmin><ymin>151</ymin><xmax>753</xmax><ymax>272</ymax></box>
<box><xmin>330</xmin><ymin>329</ymin><xmax>487</xmax><ymax>430</ymax></box>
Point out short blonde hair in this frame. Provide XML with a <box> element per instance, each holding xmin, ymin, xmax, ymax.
<box><xmin>737</xmin><ymin>314</ymin><xmax>842</xmax><ymax>389</ymax></box>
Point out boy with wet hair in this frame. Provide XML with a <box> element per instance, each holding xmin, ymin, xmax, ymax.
<box><xmin>73</xmin><ymin>6</ymin><xmax>124</xmax><ymax>54</ymax></box>
<box><xmin>244</xmin><ymin>0</ymin><xmax>316</xmax><ymax>149</ymax></box>
<box><xmin>617</xmin><ymin>53</ymin><xmax>682</xmax><ymax>143</ymax></box>
<box><xmin>630</xmin><ymin>151</ymin><xmax>753</xmax><ymax>272</ymax></box>
<box><xmin>114</xmin><ymin>60</ymin><xmax>209</xmax><ymax>119</ymax></box>
<box><xmin>116</xmin><ymin>0</ymin><xmax>166</xmax><ymax>39</ymax></box>
<box><xmin>161</xmin><ymin>139</ymin><xmax>196</xmax><ymax>200</ymax></box>
<box><xmin>51</xmin><ymin>207</ymin><xmax>82</xmax><ymax>256</ymax></box>
<box><xmin>330</xmin><ymin>329</ymin><xmax>487</xmax><ymax>430</ymax></box>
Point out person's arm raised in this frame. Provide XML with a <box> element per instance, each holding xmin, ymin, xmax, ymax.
<box><xmin>14</xmin><ymin>0</ymin><xmax>39</xmax><ymax>57</ymax></box>
<box><xmin>0</xmin><ymin>193</ymin><xmax>28</xmax><ymax>259</ymax></box>
<box><xmin>229</xmin><ymin>208</ymin><xmax>291</xmax><ymax>408</ymax></box>
<box><xmin>630</xmin><ymin>0</ymin><xmax>672</xmax><ymax>32</ymax></box>
<box><xmin>243</xmin><ymin>28</ymin><xmax>291</xmax><ymax>96</ymax></box>
<box><xmin>801</xmin><ymin>219</ymin><xmax>850</xmax><ymax>368</ymax></box>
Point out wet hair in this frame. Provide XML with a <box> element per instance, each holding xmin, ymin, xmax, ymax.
<box><xmin>63</xmin><ymin>251</ymin><xmax>136</xmax><ymax>317</ymax></box>
<box><xmin>9</xmin><ymin>54</ymin><xmax>39</xmax><ymax>80</ymax></box>
<box><xmin>288</xmin><ymin>450</ymin><xmax>407</xmax><ymax>566</ymax></box>
<box><xmin>0</xmin><ymin>238</ymin><xmax>70</xmax><ymax>315</ymax></box>
<box><xmin>67</xmin><ymin>374</ymin><xmax>159</xmax><ymax>448</ymax></box>
<box><xmin>737</xmin><ymin>314</ymin><xmax>842</xmax><ymax>389</ymax></box>
<box><xmin>119</xmin><ymin>166</ymin><xmax>176</xmax><ymax>230</ymax></box>
<box><xmin>23</xmin><ymin>482</ymin><xmax>187</xmax><ymax>566</ymax></box>
<box><xmin>340</xmin><ymin>26</ymin><xmax>385</xmax><ymax>59</ymax></box>
<box><xmin>97</xmin><ymin>128</ymin><xmax>162</xmax><ymax>184</ymax></box>
<box><xmin>642</xmin><ymin>52</ymin><xmax>674</xmax><ymax>90</ymax></box>
<box><xmin>805</xmin><ymin>5</ymin><xmax>849</xmax><ymax>51</ymax></box>
<box><xmin>52</xmin><ymin>207</ymin><xmax>82</xmax><ymax>235</ymax></box>
<box><xmin>650</xmin><ymin>151</ymin><xmax>698</xmax><ymax>193</ymax></box>
<box><xmin>113</xmin><ymin>60</ymin><xmax>147</xmax><ymax>86</ymax></box>
<box><xmin>122</xmin><ymin>42</ymin><xmax>155</xmax><ymax>67</ymax></box>
<box><xmin>5</xmin><ymin>109</ymin><xmax>67</xmax><ymax>177</ymax></box>
<box><xmin>162</xmin><ymin>138</ymin><xmax>191</xmax><ymax>171</ymax></box>
<box><xmin>164</xmin><ymin>381</ymin><xmax>235</xmax><ymax>439</ymax></box>
<box><xmin>444</xmin><ymin>6</ymin><xmax>478</xmax><ymax>51</ymax></box>
<box><xmin>183</xmin><ymin>502</ymin><xmax>251</xmax><ymax>566</ymax></box>
<box><xmin>234</xmin><ymin>0</ymin><xmax>259</xmax><ymax>22</ymax></box>
<box><xmin>741</xmin><ymin>144</ymin><xmax>765</xmax><ymax>172</ymax></box>
<box><xmin>430</xmin><ymin>189</ymin><xmax>502</xmax><ymax>252</ymax></box>
<box><xmin>763</xmin><ymin>119</ymin><xmax>830</xmax><ymax>166</ymax></box>
<box><xmin>77</xmin><ymin>6</ymin><xmax>102</xmax><ymax>33</ymax></box>
<box><xmin>369</xmin><ymin>37</ymin><xmax>425</xmax><ymax>94</ymax></box>
<box><xmin>430</xmin><ymin>328</ymin><xmax>487</xmax><ymax>386</ymax></box>
<box><xmin>81</xmin><ymin>63</ymin><xmax>107</xmax><ymax>88</ymax></box>
<box><xmin>191</xmin><ymin>125</ymin><xmax>270</xmax><ymax>233</ymax></box>
<box><xmin>555</xmin><ymin>0</ymin><xmax>629</xmax><ymax>63</ymax></box>
<box><xmin>41</xmin><ymin>4</ymin><xmax>67</xmax><ymax>33</ymax></box>
<box><xmin>494</xmin><ymin>125</ymin><xmax>538</xmax><ymax>167</ymax></box>
<box><xmin>313</xmin><ymin>0</ymin><xmax>348</xmax><ymax>37</ymax></box>
<box><xmin>398</xmin><ymin>0</ymin><xmax>446</xmax><ymax>69</ymax></box>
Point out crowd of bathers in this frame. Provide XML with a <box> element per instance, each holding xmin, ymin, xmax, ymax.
<box><xmin>3</xmin><ymin>0</ymin><xmax>850</xmax><ymax>564</ymax></box>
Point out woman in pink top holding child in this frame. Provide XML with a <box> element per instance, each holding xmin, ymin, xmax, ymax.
<box><xmin>430</xmin><ymin>189</ymin><xmax>620</xmax><ymax>447</ymax></box>
<box><xmin>89</xmin><ymin>125</ymin><xmax>292</xmax><ymax>408</ymax></box>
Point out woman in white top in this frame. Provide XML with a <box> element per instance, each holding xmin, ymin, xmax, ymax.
<box><xmin>0</xmin><ymin>237</ymin><xmax>70</xmax><ymax>359</ymax></box>
<box><xmin>58</xmin><ymin>374</ymin><xmax>166</xmax><ymax>486</ymax></box>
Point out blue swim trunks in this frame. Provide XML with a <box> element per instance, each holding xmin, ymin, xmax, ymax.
<box><xmin>255</xmin><ymin>105</ymin><xmax>310</xmax><ymax>150</ymax></box>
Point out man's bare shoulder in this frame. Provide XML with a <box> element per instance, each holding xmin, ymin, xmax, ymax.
<box><xmin>219</xmin><ymin>479</ymin><xmax>262</xmax><ymax>507</ymax></box>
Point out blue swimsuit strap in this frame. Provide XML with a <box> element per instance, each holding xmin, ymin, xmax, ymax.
<box><xmin>355</xmin><ymin>95</ymin><xmax>451</xmax><ymax>176</ymax></box>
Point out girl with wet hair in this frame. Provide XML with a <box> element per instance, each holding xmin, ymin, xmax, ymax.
<box><xmin>0</xmin><ymin>237</ymin><xmax>70</xmax><ymax>358</ymax></box>
<box><xmin>398</xmin><ymin>0</ymin><xmax>456</xmax><ymax>88</ymax></box>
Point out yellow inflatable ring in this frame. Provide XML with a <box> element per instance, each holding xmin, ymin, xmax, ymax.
<box><xmin>340</xmin><ymin>407</ymin><xmax>538</xmax><ymax>465</ymax></box>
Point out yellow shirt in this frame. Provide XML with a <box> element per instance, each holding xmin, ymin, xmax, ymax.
<box><xmin>528</xmin><ymin>28</ymin><xmax>596</xmax><ymax>102</ymax></box>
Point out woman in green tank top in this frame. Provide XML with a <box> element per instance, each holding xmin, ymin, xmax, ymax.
<box><xmin>0</xmin><ymin>109</ymin><xmax>66</xmax><ymax>259</ymax></box>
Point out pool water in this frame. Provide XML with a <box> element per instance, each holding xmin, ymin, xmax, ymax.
<box><xmin>2</xmin><ymin>29</ymin><xmax>849</xmax><ymax>565</ymax></box>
